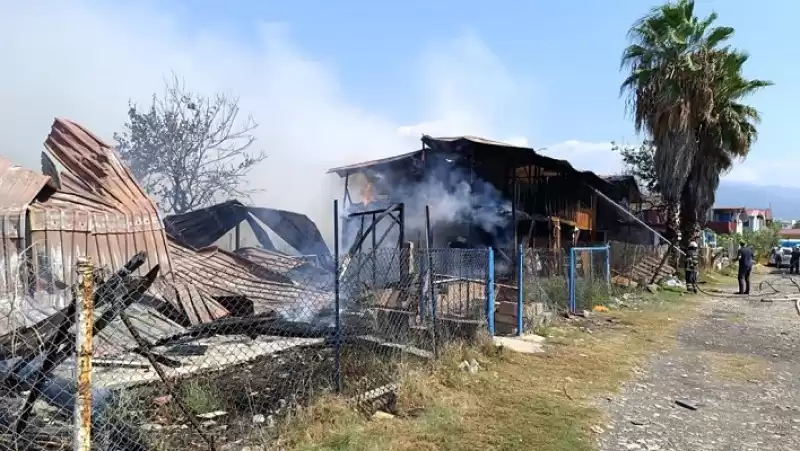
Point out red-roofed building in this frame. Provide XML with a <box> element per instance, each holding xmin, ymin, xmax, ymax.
<box><xmin>705</xmin><ymin>207</ymin><xmax>773</xmax><ymax>235</ymax></box>
<box><xmin>778</xmin><ymin>228</ymin><xmax>800</xmax><ymax>239</ymax></box>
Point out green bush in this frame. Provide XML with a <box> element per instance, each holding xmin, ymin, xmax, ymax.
<box><xmin>717</xmin><ymin>223</ymin><xmax>780</xmax><ymax>262</ymax></box>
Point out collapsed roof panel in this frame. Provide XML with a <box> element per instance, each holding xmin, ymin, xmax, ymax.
<box><xmin>234</xmin><ymin>246</ymin><xmax>307</xmax><ymax>277</ymax></box>
<box><xmin>167</xmin><ymin>238</ymin><xmax>333</xmax><ymax>321</ymax></box>
<box><xmin>0</xmin><ymin>118</ymin><xmax>336</xmax><ymax>332</ymax></box>
<box><xmin>26</xmin><ymin>119</ymin><xmax>171</xmax><ymax>289</ymax></box>
<box><xmin>164</xmin><ymin>200</ymin><xmax>332</xmax><ymax>265</ymax></box>
<box><xmin>0</xmin><ymin>158</ymin><xmax>55</xmax><ymax>294</ymax></box>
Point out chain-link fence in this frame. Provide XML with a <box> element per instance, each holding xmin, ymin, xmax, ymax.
<box><xmin>518</xmin><ymin>247</ymin><xmax>566</xmax><ymax>331</ymax></box>
<box><xmin>0</xmin><ymin>242</ymin><xmax>492</xmax><ymax>450</ymax></box>
<box><xmin>608</xmin><ymin>240</ymin><xmax>672</xmax><ymax>287</ymax></box>
<box><xmin>516</xmin><ymin>241</ymin><xmax>669</xmax><ymax>330</ymax></box>
<box><xmin>568</xmin><ymin>246</ymin><xmax>611</xmax><ymax>312</ymax></box>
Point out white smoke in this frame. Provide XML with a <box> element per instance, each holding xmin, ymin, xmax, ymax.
<box><xmin>0</xmin><ymin>2</ymin><xmax>535</xmax><ymax>249</ymax></box>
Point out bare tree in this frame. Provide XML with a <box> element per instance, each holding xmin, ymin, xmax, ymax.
<box><xmin>114</xmin><ymin>75</ymin><xmax>266</xmax><ymax>214</ymax></box>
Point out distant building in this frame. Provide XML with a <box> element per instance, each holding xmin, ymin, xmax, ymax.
<box><xmin>778</xmin><ymin>228</ymin><xmax>800</xmax><ymax>239</ymax></box>
<box><xmin>773</xmin><ymin>218</ymin><xmax>798</xmax><ymax>230</ymax></box>
<box><xmin>705</xmin><ymin>207</ymin><xmax>772</xmax><ymax>234</ymax></box>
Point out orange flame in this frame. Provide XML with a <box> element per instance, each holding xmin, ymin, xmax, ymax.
<box><xmin>362</xmin><ymin>182</ymin><xmax>374</xmax><ymax>206</ymax></box>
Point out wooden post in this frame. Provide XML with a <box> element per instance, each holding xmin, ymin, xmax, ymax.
<box><xmin>74</xmin><ymin>257</ymin><xmax>95</xmax><ymax>451</ymax></box>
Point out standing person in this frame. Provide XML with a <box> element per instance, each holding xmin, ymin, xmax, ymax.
<box><xmin>685</xmin><ymin>241</ymin><xmax>699</xmax><ymax>293</ymax></box>
<box><xmin>772</xmin><ymin>246</ymin><xmax>783</xmax><ymax>271</ymax></box>
<box><xmin>737</xmin><ymin>240</ymin><xmax>754</xmax><ymax>295</ymax></box>
<box><xmin>790</xmin><ymin>245</ymin><xmax>800</xmax><ymax>274</ymax></box>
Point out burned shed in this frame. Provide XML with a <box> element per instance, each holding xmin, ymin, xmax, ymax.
<box><xmin>327</xmin><ymin>135</ymin><xmax>625</xmax><ymax>256</ymax></box>
<box><xmin>0</xmin><ymin>119</ymin><xmax>339</xmax><ymax>337</ymax></box>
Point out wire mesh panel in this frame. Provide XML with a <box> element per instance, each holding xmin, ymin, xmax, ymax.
<box><xmin>521</xmin><ymin>248</ymin><xmax>568</xmax><ymax>313</ymax></box>
<box><xmin>425</xmin><ymin>248</ymin><xmax>490</xmax><ymax>344</ymax></box>
<box><xmin>336</xmin><ymin>245</ymin><xmax>425</xmax><ymax>406</ymax></box>
<box><xmin>570</xmin><ymin>246</ymin><xmax>611</xmax><ymax>312</ymax></box>
<box><xmin>608</xmin><ymin>240</ymin><xmax>669</xmax><ymax>287</ymax></box>
<box><xmin>0</xmin><ymin>237</ymin><xmax>494</xmax><ymax>450</ymax></box>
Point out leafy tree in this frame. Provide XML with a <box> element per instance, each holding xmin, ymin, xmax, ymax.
<box><xmin>612</xmin><ymin>140</ymin><xmax>658</xmax><ymax>194</ymax></box>
<box><xmin>114</xmin><ymin>75</ymin><xmax>266</xmax><ymax>214</ymax></box>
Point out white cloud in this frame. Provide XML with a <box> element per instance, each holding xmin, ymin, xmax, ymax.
<box><xmin>0</xmin><ymin>3</ymin><xmax>536</xmax><ymax>241</ymax></box>
<box><xmin>539</xmin><ymin>140</ymin><xmax>620</xmax><ymax>175</ymax></box>
<box><xmin>539</xmin><ymin>139</ymin><xmax>782</xmax><ymax>189</ymax></box>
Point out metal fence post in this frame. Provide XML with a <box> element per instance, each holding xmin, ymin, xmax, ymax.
<box><xmin>333</xmin><ymin>200</ymin><xmax>342</xmax><ymax>394</ymax></box>
<box><xmin>516</xmin><ymin>244</ymin><xmax>524</xmax><ymax>336</ymax></box>
<box><xmin>74</xmin><ymin>256</ymin><xmax>94</xmax><ymax>451</ymax></box>
<box><xmin>569</xmin><ymin>248</ymin><xmax>576</xmax><ymax>314</ymax></box>
<box><xmin>418</xmin><ymin>251</ymin><xmax>426</xmax><ymax>322</ymax></box>
<box><xmin>605</xmin><ymin>242</ymin><xmax>612</xmax><ymax>291</ymax></box>
<box><xmin>486</xmin><ymin>247</ymin><xmax>495</xmax><ymax>336</ymax></box>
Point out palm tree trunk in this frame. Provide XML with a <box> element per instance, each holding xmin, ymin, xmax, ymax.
<box><xmin>664</xmin><ymin>201</ymin><xmax>681</xmax><ymax>270</ymax></box>
<box><xmin>679</xmin><ymin>189</ymin><xmax>703</xmax><ymax>274</ymax></box>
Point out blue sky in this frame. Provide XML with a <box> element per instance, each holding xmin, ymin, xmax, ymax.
<box><xmin>157</xmin><ymin>0</ymin><xmax>791</xmax><ymax>181</ymax></box>
<box><xmin>0</xmin><ymin>0</ymin><xmax>794</xmax><ymax>228</ymax></box>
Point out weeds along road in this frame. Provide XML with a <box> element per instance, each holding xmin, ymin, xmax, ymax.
<box><xmin>597</xmin><ymin>274</ymin><xmax>800</xmax><ymax>451</ymax></box>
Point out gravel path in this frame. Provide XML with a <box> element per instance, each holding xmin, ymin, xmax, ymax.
<box><xmin>597</xmin><ymin>275</ymin><xmax>800</xmax><ymax>451</ymax></box>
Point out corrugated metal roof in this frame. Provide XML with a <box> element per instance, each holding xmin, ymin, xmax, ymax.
<box><xmin>326</xmin><ymin>134</ymin><xmax>615</xmax><ymax>193</ymax></box>
<box><xmin>0</xmin><ymin>158</ymin><xmax>55</xmax><ymax>294</ymax></box>
<box><xmin>0</xmin><ymin>118</ymin><xmax>333</xmax><ymax>331</ymax></box>
<box><xmin>423</xmin><ymin>135</ymin><xmax>532</xmax><ymax>149</ymax></box>
<box><xmin>0</xmin><ymin>119</ymin><xmax>224</xmax><ymax>329</ymax></box>
<box><xmin>26</xmin><ymin>118</ymin><xmax>172</xmax><ymax>291</ymax></box>
<box><xmin>325</xmin><ymin>135</ymin><xmax>531</xmax><ymax>175</ymax></box>
<box><xmin>234</xmin><ymin>246</ymin><xmax>306</xmax><ymax>277</ymax></box>
<box><xmin>327</xmin><ymin>150</ymin><xmax>423</xmax><ymax>175</ymax></box>
<box><xmin>164</xmin><ymin>200</ymin><xmax>333</xmax><ymax>267</ymax></box>
<box><xmin>168</xmin><ymin>239</ymin><xmax>333</xmax><ymax>321</ymax></box>
<box><xmin>0</xmin><ymin>158</ymin><xmax>54</xmax><ymax>216</ymax></box>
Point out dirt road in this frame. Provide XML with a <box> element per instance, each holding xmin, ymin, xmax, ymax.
<box><xmin>597</xmin><ymin>275</ymin><xmax>800</xmax><ymax>451</ymax></box>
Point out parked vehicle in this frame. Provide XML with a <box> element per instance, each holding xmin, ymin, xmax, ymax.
<box><xmin>768</xmin><ymin>239</ymin><xmax>800</xmax><ymax>267</ymax></box>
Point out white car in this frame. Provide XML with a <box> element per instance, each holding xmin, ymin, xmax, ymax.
<box><xmin>768</xmin><ymin>247</ymin><xmax>791</xmax><ymax>267</ymax></box>
<box><xmin>768</xmin><ymin>239</ymin><xmax>800</xmax><ymax>267</ymax></box>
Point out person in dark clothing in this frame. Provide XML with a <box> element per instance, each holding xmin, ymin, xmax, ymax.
<box><xmin>790</xmin><ymin>245</ymin><xmax>800</xmax><ymax>274</ymax></box>
<box><xmin>685</xmin><ymin>241</ymin><xmax>699</xmax><ymax>293</ymax></box>
<box><xmin>737</xmin><ymin>241</ymin><xmax>754</xmax><ymax>295</ymax></box>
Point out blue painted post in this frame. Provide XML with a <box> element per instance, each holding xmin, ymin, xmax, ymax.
<box><xmin>333</xmin><ymin>200</ymin><xmax>342</xmax><ymax>394</ymax></box>
<box><xmin>604</xmin><ymin>243</ymin><xmax>612</xmax><ymax>291</ymax></box>
<box><xmin>516</xmin><ymin>244</ymin><xmax>524</xmax><ymax>336</ymax></box>
<box><xmin>487</xmin><ymin>247</ymin><xmax>496</xmax><ymax>335</ymax></box>
<box><xmin>569</xmin><ymin>247</ymin><xmax>576</xmax><ymax>314</ymax></box>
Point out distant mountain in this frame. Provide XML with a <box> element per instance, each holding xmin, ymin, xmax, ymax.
<box><xmin>715</xmin><ymin>181</ymin><xmax>800</xmax><ymax>219</ymax></box>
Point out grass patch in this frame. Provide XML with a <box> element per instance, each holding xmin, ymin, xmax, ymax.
<box><xmin>704</xmin><ymin>351</ymin><xmax>769</xmax><ymax>382</ymax></box>
<box><xmin>270</xmin><ymin>293</ymin><xmax>699</xmax><ymax>451</ymax></box>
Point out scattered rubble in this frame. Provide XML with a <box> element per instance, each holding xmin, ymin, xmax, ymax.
<box><xmin>459</xmin><ymin>359</ymin><xmax>481</xmax><ymax>373</ymax></box>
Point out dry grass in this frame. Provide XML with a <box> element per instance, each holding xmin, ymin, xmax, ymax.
<box><xmin>265</xmin><ymin>292</ymin><xmax>700</xmax><ymax>451</ymax></box>
<box><xmin>704</xmin><ymin>351</ymin><xmax>769</xmax><ymax>383</ymax></box>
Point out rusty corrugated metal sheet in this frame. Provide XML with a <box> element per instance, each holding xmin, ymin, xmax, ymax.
<box><xmin>0</xmin><ymin>118</ymin><xmax>326</xmax><ymax>329</ymax></box>
<box><xmin>0</xmin><ymin>157</ymin><xmax>54</xmax><ymax>294</ymax></box>
<box><xmin>168</xmin><ymin>238</ymin><xmax>332</xmax><ymax>320</ymax></box>
<box><xmin>234</xmin><ymin>247</ymin><xmax>306</xmax><ymax>277</ymax></box>
<box><xmin>27</xmin><ymin>118</ymin><xmax>172</xmax><ymax>292</ymax></box>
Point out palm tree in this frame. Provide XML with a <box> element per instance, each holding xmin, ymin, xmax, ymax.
<box><xmin>620</xmin><ymin>0</ymin><xmax>770</xmax><ymax>256</ymax></box>
<box><xmin>621</xmin><ymin>0</ymin><xmax>733</xmax><ymax>248</ymax></box>
<box><xmin>679</xmin><ymin>50</ymin><xmax>772</xmax><ymax>247</ymax></box>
